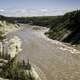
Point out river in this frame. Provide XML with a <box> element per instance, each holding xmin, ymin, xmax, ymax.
<box><xmin>7</xmin><ymin>24</ymin><xmax>80</xmax><ymax>80</ymax></box>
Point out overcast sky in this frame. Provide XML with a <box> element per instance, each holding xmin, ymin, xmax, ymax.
<box><xmin>0</xmin><ymin>0</ymin><xmax>80</xmax><ymax>16</ymax></box>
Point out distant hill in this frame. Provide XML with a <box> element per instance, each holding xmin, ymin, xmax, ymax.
<box><xmin>0</xmin><ymin>15</ymin><xmax>17</xmax><ymax>23</ymax></box>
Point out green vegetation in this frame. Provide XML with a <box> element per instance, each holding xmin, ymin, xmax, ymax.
<box><xmin>0</xmin><ymin>52</ymin><xmax>11</xmax><ymax>61</ymax></box>
<box><xmin>32</xmin><ymin>27</ymin><xmax>41</xmax><ymax>30</ymax></box>
<box><xmin>0</xmin><ymin>15</ymin><xmax>15</xmax><ymax>23</ymax></box>
<box><xmin>7</xmin><ymin>16</ymin><xmax>61</xmax><ymax>27</ymax></box>
<box><xmin>26</xmin><ymin>16</ymin><xmax>61</xmax><ymax>27</ymax></box>
<box><xmin>0</xmin><ymin>57</ymin><xmax>35</xmax><ymax>80</ymax></box>
<box><xmin>47</xmin><ymin>10</ymin><xmax>80</xmax><ymax>45</ymax></box>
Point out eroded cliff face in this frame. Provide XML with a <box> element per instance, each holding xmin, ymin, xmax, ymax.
<box><xmin>46</xmin><ymin>10</ymin><xmax>80</xmax><ymax>49</ymax></box>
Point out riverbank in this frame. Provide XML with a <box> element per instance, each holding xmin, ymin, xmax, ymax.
<box><xmin>32</xmin><ymin>25</ymin><xmax>80</xmax><ymax>54</ymax></box>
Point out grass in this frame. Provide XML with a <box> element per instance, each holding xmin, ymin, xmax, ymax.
<box><xmin>32</xmin><ymin>27</ymin><xmax>41</xmax><ymax>30</ymax></box>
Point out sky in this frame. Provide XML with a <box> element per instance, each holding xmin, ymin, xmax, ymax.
<box><xmin>0</xmin><ymin>0</ymin><xmax>80</xmax><ymax>16</ymax></box>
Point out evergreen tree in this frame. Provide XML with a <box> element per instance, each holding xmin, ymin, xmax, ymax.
<box><xmin>26</xmin><ymin>59</ymin><xmax>31</xmax><ymax>70</ymax></box>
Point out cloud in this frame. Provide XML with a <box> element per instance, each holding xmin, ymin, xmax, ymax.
<box><xmin>0</xmin><ymin>8</ymin><xmax>75</xmax><ymax>17</ymax></box>
<box><xmin>0</xmin><ymin>9</ymin><xmax>5</xmax><ymax>12</ymax></box>
<box><xmin>40</xmin><ymin>8</ymin><xmax>48</xmax><ymax>12</ymax></box>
